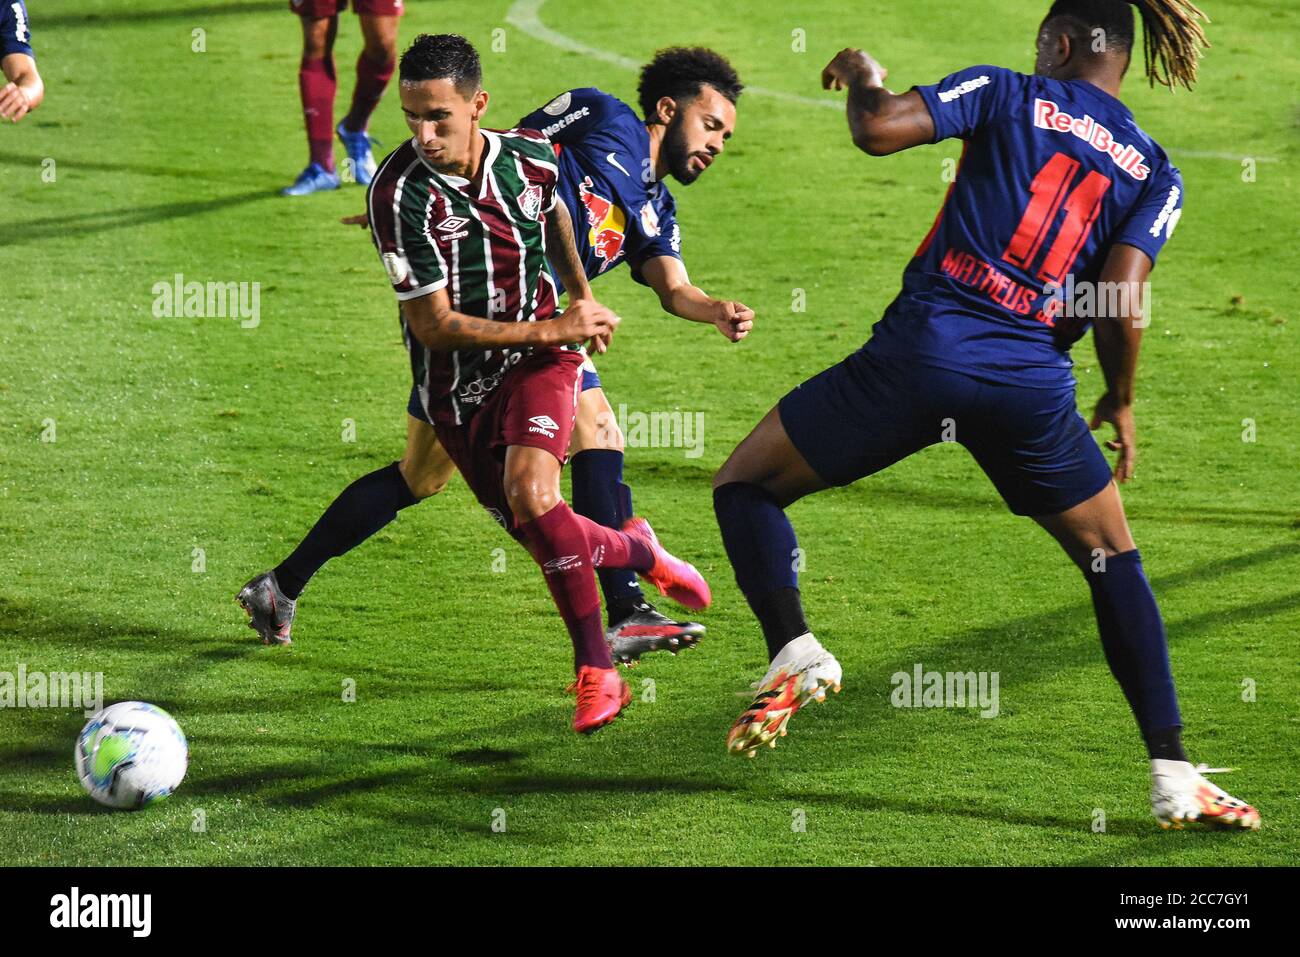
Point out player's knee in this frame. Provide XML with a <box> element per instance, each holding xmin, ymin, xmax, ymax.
<box><xmin>407</xmin><ymin>473</ymin><xmax>448</xmax><ymax>500</ymax></box>
<box><xmin>398</xmin><ymin>460</ymin><xmax>449</xmax><ymax>501</ymax></box>
<box><xmin>578</xmin><ymin>414</ymin><xmax>623</xmax><ymax>454</ymax></box>
<box><xmin>366</xmin><ymin>41</ymin><xmax>397</xmax><ymax>66</ymax></box>
<box><xmin>300</xmin><ymin>20</ymin><xmax>334</xmax><ymax>60</ymax></box>
<box><xmin>504</xmin><ymin>472</ymin><xmax>558</xmax><ymax>523</ymax></box>
<box><xmin>713</xmin><ymin>454</ymin><xmax>758</xmax><ymax>490</ymax></box>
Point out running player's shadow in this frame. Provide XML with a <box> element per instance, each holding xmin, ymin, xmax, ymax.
<box><xmin>776</xmin><ymin>788</ymin><xmax>1157</xmax><ymax>838</ymax></box>
<box><xmin>836</xmin><ymin>474</ymin><xmax>1300</xmax><ymax>528</ymax></box>
<box><xmin>0</xmin><ymin>150</ymin><xmax>256</xmax><ymax>184</ymax></box>
<box><xmin>0</xmin><ymin>189</ymin><xmax>279</xmax><ymax>247</ymax></box>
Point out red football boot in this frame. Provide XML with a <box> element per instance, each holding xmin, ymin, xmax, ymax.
<box><xmin>570</xmin><ymin>665</ymin><xmax>632</xmax><ymax>734</ymax></box>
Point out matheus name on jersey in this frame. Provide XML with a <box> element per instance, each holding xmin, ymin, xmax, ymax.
<box><xmin>367</xmin><ymin>128</ymin><xmax>561</xmax><ymax>425</ymax></box>
<box><xmin>518</xmin><ymin>88</ymin><xmax>682</xmax><ymax>285</ymax></box>
<box><xmin>865</xmin><ymin>65</ymin><xmax>1184</xmax><ymax>389</ymax></box>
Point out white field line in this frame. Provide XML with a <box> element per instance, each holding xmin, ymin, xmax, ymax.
<box><xmin>505</xmin><ymin>0</ymin><xmax>839</xmax><ymax>109</ymax></box>
<box><xmin>507</xmin><ymin>0</ymin><xmax>1279</xmax><ymax>161</ymax></box>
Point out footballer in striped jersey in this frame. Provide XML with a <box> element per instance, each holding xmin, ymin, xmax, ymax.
<box><xmin>242</xmin><ymin>34</ymin><xmax>712</xmax><ymax>734</ymax></box>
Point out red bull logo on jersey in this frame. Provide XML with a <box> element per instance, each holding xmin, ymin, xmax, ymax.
<box><xmin>1033</xmin><ymin>98</ymin><xmax>1150</xmax><ymax>181</ymax></box>
<box><xmin>577</xmin><ymin>176</ymin><xmax>626</xmax><ymax>269</ymax></box>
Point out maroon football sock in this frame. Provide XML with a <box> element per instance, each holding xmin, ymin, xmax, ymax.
<box><xmin>518</xmin><ymin>502</ymin><xmax>612</xmax><ymax>671</ymax></box>
<box><xmin>572</xmin><ymin>513</ymin><xmax>654</xmax><ymax>573</ymax></box>
<box><xmin>298</xmin><ymin>56</ymin><xmax>337</xmax><ymax>171</ymax></box>
<box><xmin>342</xmin><ymin>50</ymin><xmax>395</xmax><ymax>133</ymax></box>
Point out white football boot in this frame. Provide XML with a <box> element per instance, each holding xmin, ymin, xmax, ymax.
<box><xmin>727</xmin><ymin>633</ymin><xmax>842</xmax><ymax>757</ymax></box>
<box><xmin>1150</xmin><ymin>759</ymin><xmax>1261</xmax><ymax>830</ymax></box>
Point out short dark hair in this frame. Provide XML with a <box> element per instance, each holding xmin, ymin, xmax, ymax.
<box><xmin>1045</xmin><ymin>0</ymin><xmax>1210</xmax><ymax>90</ymax></box>
<box><xmin>637</xmin><ymin>47</ymin><xmax>743</xmax><ymax>121</ymax></box>
<box><xmin>399</xmin><ymin>33</ymin><xmax>482</xmax><ymax>93</ymax></box>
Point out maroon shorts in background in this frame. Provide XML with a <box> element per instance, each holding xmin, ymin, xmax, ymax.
<box><xmin>434</xmin><ymin>349</ymin><xmax>584</xmax><ymax>532</ymax></box>
<box><xmin>288</xmin><ymin>0</ymin><xmax>405</xmax><ymax>18</ymax></box>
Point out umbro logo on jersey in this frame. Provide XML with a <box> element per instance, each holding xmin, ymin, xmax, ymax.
<box><xmin>437</xmin><ymin>215</ymin><xmax>469</xmax><ymax>232</ymax></box>
<box><xmin>528</xmin><ymin>414</ymin><xmax>559</xmax><ymax>438</ymax></box>
<box><xmin>435</xmin><ymin>215</ymin><xmax>470</xmax><ymax>241</ymax></box>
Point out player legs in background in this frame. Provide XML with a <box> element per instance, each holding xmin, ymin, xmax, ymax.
<box><xmin>237</xmin><ymin>413</ymin><xmax>453</xmax><ymax>644</ymax></box>
<box><xmin>242</xmin><ymin>370</ymin><xmax>707</xmax><ymax>666</ymax></box>
<box><xmin>283</xmin><ymin>6</ymin><xmax>341</xmax><ymax>196</ymax></box>
<box><xmin>335</xmin><ymin>9</ymin><xmax>401</xmax><ymax>186</ymax></box>
<box><xmin>569</xmin><ymin>367</ymin><xmax>706</xmax><ymax>664</ymax></box>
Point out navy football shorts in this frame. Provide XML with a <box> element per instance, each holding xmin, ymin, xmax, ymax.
<box><xmin>777</xmin><ymin>347</ymin><xmax>1113</xmax><ymax>517</ymax></box>
<box><xmin>407</xmin><ymin>355</ymin><xmax>603</xmax><ymax>424</ymax></box>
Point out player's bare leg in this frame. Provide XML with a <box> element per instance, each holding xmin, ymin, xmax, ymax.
<box><xmin>284</xmin><ymin>14</ymin><xmax>342</xmax><ymax>195</ymax></box>
<box><xmin>1033</xmin><ymin>483</ymin><xmax>1260</xmax><ymax>830</ymax></box>
<box><xmin>337</xmin><ymin>13</ymin><xmax>399</xmax><ymax>185</ymax></box>
<box><xmin>238</xmin><ymin>414</ymin><xmax>450</xmax><ymax>644</ymax></box>
<box><xmin>713</xmin><ymin>406</ymin><xmax>842</xmax><ymax>756</ymax></box>
<box><xmin>398</xmin><ymin>413</ymin><xmax>456</xmax><ymax>500</ymax></box>
<box><xmin>569</xmin><ymin>384</ymin><xmax>705</xmax><ymax>664</ymax></box>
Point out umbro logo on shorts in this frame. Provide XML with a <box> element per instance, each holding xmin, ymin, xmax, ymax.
<box><xmin>528</xmin><ymin>414</ymin><xmax>559</xmax><ymax>438</ymax></box>
<box><xmin>543</xmin><ymin>554</ymin><xmax>582</xmax><ymax>573</ymax></box>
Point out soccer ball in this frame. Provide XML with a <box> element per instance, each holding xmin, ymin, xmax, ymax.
<box><xmin>75</xmin><ymin>702</ymin><xmax>189</xmax><ymax>809</ymax></box>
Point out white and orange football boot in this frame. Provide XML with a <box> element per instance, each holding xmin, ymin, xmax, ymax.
<box><xmin>727</xmin><ymin>633</ymin><xmax>842</xmax><ymax>757</ymax></box>
<box><xmin>1151</xmin><ymin>759</ymin><xmax>1261</xmax><ymax>830</ymax></box>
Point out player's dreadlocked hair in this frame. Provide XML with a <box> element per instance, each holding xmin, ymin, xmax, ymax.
<box><xmin>637</xmin><ymin>47</ymin><xmax>744</xmax><ymax>121</ymax></box>
<box><xmin>1046</xmin><ymin>0</ymin><xmax>1211</xmax><ymax>90</ymax></box>
<box><xmin>399</xmin><ymin>34</ymin><xmax>482</xmax><ymax>94</ymax></box>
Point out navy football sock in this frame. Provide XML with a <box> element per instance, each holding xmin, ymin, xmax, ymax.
<box><xmin>275</xmin><ymin>461</ymin><xmax>419</xmax><ymax>599</ymax></box>
<box><xmin>713</xmin><ymin>482</ymin><xmax>809</xmax><ymax>660</ymax></box>
<box><xmin>570</xmin><ymin>449</ymin><xmax>645</xmax><ymax>621</ymax></box>
<box><xmin>1083</xmin><ymin>549</ymin><xmax>1186</xmax><ymax>761</ymax></box>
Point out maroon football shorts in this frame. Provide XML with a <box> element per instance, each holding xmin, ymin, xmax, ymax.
<box><xmin>434</xmin><ymin>349</ymin><xmax>584</xmax><ymax>532</ymax></box>
<box><xmin>288</xmin><ymin>0</ymin><xmax>404</xmax><ymax>18</ymax></box>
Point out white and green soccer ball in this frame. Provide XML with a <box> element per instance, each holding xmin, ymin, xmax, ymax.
<box><xmin>75</xmin><ymin>702</ymin><xmax>189</xmax><ymax>809</ymax></box>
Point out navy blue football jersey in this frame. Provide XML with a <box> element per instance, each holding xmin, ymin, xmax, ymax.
<box><xmin>865</xmin><ymin>65</ymin><xmax>1185</xmax><ymax>388</ymax></box>
<box><xmin>1</xmin><ymin>0</ymin><xmax>33</xmax><ymax>58</ymax></box>
<box><xmin>518</xmin><ymin>88</ymin><xmax>682</xmax><ymax>285</ymax></box>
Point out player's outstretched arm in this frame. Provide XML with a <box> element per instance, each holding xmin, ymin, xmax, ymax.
<box><xmin>821</xmin><ymin>48</ymin><xmax>933</xmax><ymax>156</ymax></box>
<box><xmin>639</xmin><ymin>255</ymin><xmax>754</xmax><ymax>342</ymax></box>
<box><xmin>1089</xmin><ymin>243</ymin><xmax>1154</xmax><ymax>483</ymax></box>
<box><xmin>0</xmin><ymin>53</ymin><xmax>43</xmax><ymax>122</ymax></box>
<box><xmin>402</xmin><ymin>288</ymin><xmax>618</xmax><ymax>355</ymax></box>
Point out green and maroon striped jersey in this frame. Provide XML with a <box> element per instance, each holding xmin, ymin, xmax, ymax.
<box><xmin>367</xmin><ymin>128</ymin><xmax>562</xmax><ymax>425</ymax></box>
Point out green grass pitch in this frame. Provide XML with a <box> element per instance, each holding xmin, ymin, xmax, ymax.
<box><xmin>1</xmin><ymin>0</ymin><xmax>1296</xmax><ymax>866</ymax></box>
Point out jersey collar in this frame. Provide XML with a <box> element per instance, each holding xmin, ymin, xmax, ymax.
<box><xmin>413</xmin><ymin>129</ymin><xmax>500</xmax><ymax>198</ymax></box>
